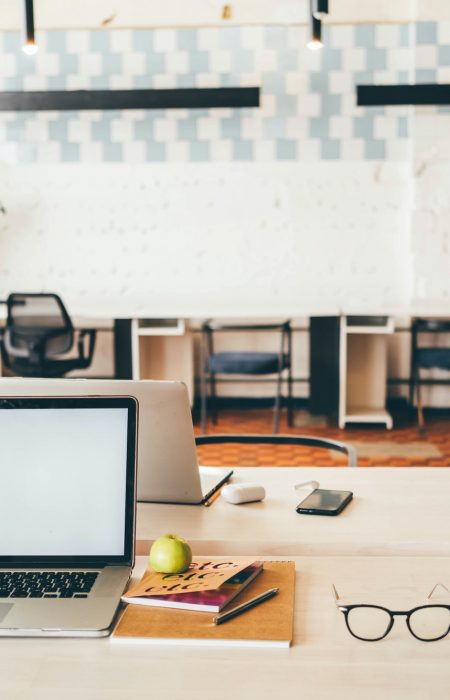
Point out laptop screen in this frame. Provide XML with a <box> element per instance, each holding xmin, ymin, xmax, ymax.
<box><xmin>0</xmin><ymin>396</ymin><xmax>137</xmax><ymax>566</ymax></box>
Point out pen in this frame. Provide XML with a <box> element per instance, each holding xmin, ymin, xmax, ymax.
<box><xmin>213</xmin><ymin>587</ymin><xmax>279</xmax><ymax>625</ymax></box>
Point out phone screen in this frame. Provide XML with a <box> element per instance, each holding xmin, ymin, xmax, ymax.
<box><xmin>296</xmin><ymin>489</ymin><xmax>353</xmax><ymax>514</ymax></box>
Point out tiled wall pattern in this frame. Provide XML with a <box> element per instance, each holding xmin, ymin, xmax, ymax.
<box><xmin>0</xmin><ymin>23</ymin><xmax>420</xmax><ymax>163</ymax></box>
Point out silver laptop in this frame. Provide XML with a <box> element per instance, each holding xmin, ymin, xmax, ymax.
<box><xmin>0</xmin><ymin>395</ymin><xmax>137</xmax><ymax>637</ymax></box>
<box><xmin>0</xmin><ymin>379</ymin><xmax>232</xmax><ymax>504</ymax></box>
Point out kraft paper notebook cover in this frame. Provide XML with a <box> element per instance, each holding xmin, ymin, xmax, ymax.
<box><xmin>112</xmin><ymin>561</ymin><xmax>295</xmax><ymax>648</ymax></box>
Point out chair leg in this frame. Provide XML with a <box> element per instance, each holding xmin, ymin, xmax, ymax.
<box><xmin>210</xmin><ymin>372</ymin><xmax>218</xmax><ymax>425</ymax></box>
<box><xmin>415</xmin><ymin>369</ymin><xmax>425</xmax><ymax>435</ymax></box>
<box><xmin>287</xmin><ymin>367</ymin><xmax>294</xmax><ymax>427</ymax></box>
<box><xmin>273</xmin><ymin>371</ymin><xmax>283</xmax><ymax>433</ymax></box>
<box><xmin>200</xmin><ymin>340</ymin><xmax>208</xmax><ymax>434</ymax></box>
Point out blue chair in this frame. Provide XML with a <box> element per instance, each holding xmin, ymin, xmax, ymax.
<box><xmin>200</xmin><ymin>320</ymin><xmax>293</xmax><ymax>433</ymax></box>
<box><xmin>410</xmin><ymin>317</ymin><xmax>450</xmax><ymax>431</ymax></box>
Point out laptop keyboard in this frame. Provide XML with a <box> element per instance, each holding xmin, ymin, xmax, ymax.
<box><xmin>0</xmin><ymin>571</ymin><xmax>99</xmax><ymax>599</ymax></box>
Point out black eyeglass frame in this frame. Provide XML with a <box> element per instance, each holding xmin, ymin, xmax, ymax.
<box><xmin>333</xmin><ymin>583</ymin><xmax>450</xmax><ymax>642</ymax></box>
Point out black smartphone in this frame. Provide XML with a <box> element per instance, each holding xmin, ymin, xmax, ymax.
<box><xmin>296</xmin><ymin>488</ymin><xmax>353</xmax><ymax>516</ymax></box>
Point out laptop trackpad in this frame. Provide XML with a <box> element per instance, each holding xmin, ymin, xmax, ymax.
<box><xmin>0</xmin><ymin>604</ymin><xmax>14</xmax><ymax>622</ymax></box>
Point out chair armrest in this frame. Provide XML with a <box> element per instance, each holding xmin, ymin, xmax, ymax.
<box><xmin>77</xmin><ymin>329</ymin><xmax>97</xmax><ymax>364</ymax></box>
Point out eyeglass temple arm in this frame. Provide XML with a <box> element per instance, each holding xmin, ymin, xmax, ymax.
<box><xmin>427</xmin><ymin>583</ymin><xmax>450</xmax><ymax>600</ymax></box>
<box><xmin>331</xmin><ymin>584</ymin><xmax>341</xmax><ymax>608</ymax></box>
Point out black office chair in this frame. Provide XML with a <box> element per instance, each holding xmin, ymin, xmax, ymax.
<box><xmin>195</xmin><ymin>434</ymin><xmax>357</xmax><ymax>467</ymax></box>
<box><xmin>410</xmin><ymin>317</ymin><xmax>450</xmax><ymax>432</ymax></box>
<box><xmin>200</xmin><ymin>320</ymin><xmax>293</xmax><ymax>434</ymax></box>
<box><xmin>0</xmin><ymin>292</ymin><xmax>96</xmax><ymax>378</ymax></box>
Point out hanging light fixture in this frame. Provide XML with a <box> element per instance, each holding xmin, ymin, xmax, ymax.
<box><xmin>22</xmin><ymin>0</ymin><xmax>38</xmax><ymax>55</ymax></box>
<box><xmin>311</xmin><ymin>0</ymin><xmax>329</xmax><ymax>20</ymax></box>
<box><xmin>307</xmin><ymin>12</ymin><xmax>323</xmax><ymax>49</ymax></box>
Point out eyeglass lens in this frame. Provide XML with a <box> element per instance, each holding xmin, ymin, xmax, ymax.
<box><xmin>408</xmin><ymin>606</ymin><xmax>450</xmax><ymax>641</ymax></box>
<box><xmin>346</xmin><ymin>607</ymin><xmax>391</xmax><ymax>640</ymax></box>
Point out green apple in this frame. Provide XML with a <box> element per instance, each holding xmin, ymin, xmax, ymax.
<box><xmin>149</xmin><ymin>534</ymin><xmax>193</xmax><ymax>574</ymax></box>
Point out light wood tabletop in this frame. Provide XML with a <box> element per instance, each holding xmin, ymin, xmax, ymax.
<box><xmin>2</xmin><ymin>555</ymin><xmax>450</xmax><ymax>700</ymax></box>
<box><xmin>136</xmin><ymin>467</ymin><xmax>450</xmax><ymax>557</ymax></box>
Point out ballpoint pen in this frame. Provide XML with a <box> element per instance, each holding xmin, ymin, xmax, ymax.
<box><xmin>213</xmin><ymin>587</ymin><xmax>279</xmax><ymax>625</ymax></box>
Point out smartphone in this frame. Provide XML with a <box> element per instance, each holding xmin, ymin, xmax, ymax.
<box><xmin>296</xmin><ymin>488</ymin><xmax>353</xmax><ymax>516</ymax></box>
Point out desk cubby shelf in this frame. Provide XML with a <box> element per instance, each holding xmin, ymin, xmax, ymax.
<box><xmin>339</xmin><ymin>316</ymin><xmax>394</xmax><ymax>429</ymax></box>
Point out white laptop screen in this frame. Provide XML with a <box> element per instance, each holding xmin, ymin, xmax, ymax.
<box><xmin>0</xmin><ymin>398</ymin><xmax>137</xmax><ymax>563</ymax></box>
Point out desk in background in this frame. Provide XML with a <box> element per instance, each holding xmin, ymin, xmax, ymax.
<box><xmin>137</xmin><ymin>467</ymin><xmax>450</xmax><ymax>557</ymax></box>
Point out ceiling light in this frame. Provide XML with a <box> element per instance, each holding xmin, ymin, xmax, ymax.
<box><xmin>312</xmin><ymin>0</ymin><xmax>329</xmax><ymax>20</ymax></box>
<box><xmin>307</xmin><ymin>14</ymin><xmax>323</xmax><ymax>50</ymax></box>
<box><xmin>22</xmin><ymin>0</ymin><xmax>38</xmax><ymax>55</ymax></box>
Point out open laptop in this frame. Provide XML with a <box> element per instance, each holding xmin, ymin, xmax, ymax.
<box><xmin>0</xmin><ymin>395</ymin><xmax>137</xmax><ymax>637</ymax></box>
<box><xmin>0</xmin><ymin>379</ymin><xmax>233</xmax><ymax>505</ymax></box>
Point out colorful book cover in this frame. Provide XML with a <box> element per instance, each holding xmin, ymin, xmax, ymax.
<box><xmin>122</xmin><ymin>562</ymin><xmax>263</xmax><ymax>613</ymax></box>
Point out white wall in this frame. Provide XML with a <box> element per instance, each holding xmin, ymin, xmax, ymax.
<box><xmin>0</xmin><ymin>161</ymin><xmax>412</xmax><ymax>317</ymax></box>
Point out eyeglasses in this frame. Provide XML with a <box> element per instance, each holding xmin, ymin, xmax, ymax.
<box><xmin>332</xmin><ymin>583</ymin><xmax>450</xmax><ymax>642</ymax></box>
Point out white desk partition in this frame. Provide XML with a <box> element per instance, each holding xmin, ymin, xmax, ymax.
<box><xmin>1</xmin><ymin>555</ymin><xmax>449</xmax><ymax>699</ymax></box>
<box><xmin>137</xmin><ymin>467</ymin><xmax>450</xmax><ymax>557</ymax></box>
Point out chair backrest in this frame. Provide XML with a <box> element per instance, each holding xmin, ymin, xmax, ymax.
<box><xmin>201</xmin><ymin>319</ymin><xmax>292</xmax><ymax>357</ymax></box>
<box><xmin>3</xmin><ymin>293</ymin><xmax>74</xmax><ymax>363</ymax></box>
<box><xmin>195</xmin><ymin>434</ymin><xmax>357</xmax><ymax>467</ymax></box>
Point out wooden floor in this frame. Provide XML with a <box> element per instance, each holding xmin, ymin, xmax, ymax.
<box><xmin>194</xmin><ymin>408</ymin><xmax>450</xmax><ymax>467</ymax></box>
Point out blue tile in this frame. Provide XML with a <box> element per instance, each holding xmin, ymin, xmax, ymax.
<box><xmin>321</xmin><ymin>47</ymin><xmax>342</xmax><ymax>71</ymax></box>
<box><xmin>176</xmin><ymin>73</ymin><xmax>198</xmax><ymax>88</ymax></box>
<box><xmin>262</xmin><ymin>72</ymin><xmax>284</xmax><ymax>95</ymax></box>
<box><xmin>365</xmin><ymin>140</ymin><xmax>385</xmax><ymax>160</ymax></box>
<box><xmin>59</xmin><ymin>52</ymin><xmax>78</xmax><ymax>76</ymax></box>
<box><xmin>133</xmin><ymin>75</ymin><xmax>154</xmax><ymax>88</ymax></box>
<box><xmin>219</xmin><ymin>27</ymin><xmax>241</xmax><ymax>49</ymax></box>
<box><xmin>232</xmin><ymin>140</ymin><xmax>253</xmax><ymax>160</ymax></box>
<box><xmin>90</xmin><ymin>76</ymin><xmax>113</xmax><ymax>89</ymax></box>
<box><xmin>218</xmin><ymin>72</ymin><xmax>237</xmax><ymax>87</ymax></box>
<box><xmin>48</xmin><ymin>117</ymin><xmax>69</xmax><ymax>141</ymax></box>
<box><xmin>310</xmin><ymin>72</ymin><xmax>329</xmax><ymax>93</ymax></box>
<box><xmin>231</xmin><ymin>49</ymin><xmax>254</xmax><ymax>73</ymax></box>
<box><xmin>397</xmin><ymin>116</ymin><xmax>409</xmax><ymax>138</ymax></box>
<box><xmin>4</xmin><ymin>32</ymin><xmax>20</xmax><ymax>51</ymax></box>
<box><xmin>178</xmin><ymin>118</ymin><xmax>198</xmax><ymax>140</ymax></box>
<box><xmin>189</xmin><ymin>49</ymin><xmax>210</xmax><ymax>73</ymax></box>
<box><xmin>276</xmin><ymin>139</ymin><xmax>297</xmax><ymax>160</ymax></box>
<box><xmin>177</xmin><ymin>30</ymin><xmax>197</xmax><ymax>51</ymax></box>
<box><xmin>47</xmin><ymin>76</ymin><xmax>66</xmax><ymax>90</ymax></box>
<box><xmin>355</xmin><ymin>25</ymin><xmax>376</xmax><ymax>48</ymax></box>
<box><xmin>353</xmin><ymin>115</ymin><xmax>374</xmax><ymax>139</ymax></box>
<box><xmin>398</xmin><ymin>71</ymin><xmax>409</xmax><ymax>83</ymax></box>
<box><xmin>365</xmin><ymin>47</ymin><xmax>387</xmax><ymax>71</ymax></box>
<box><xmin>90</xmin><ymin>32</ymin><xmax>110</xmax><ymax>51</ymax></box>
<box><xmin>133</xmin><ymin>30</ymin><xmax>154</xmax><ymax>51</ymax></box>
<box><xmin>3</xmin><ymin>76</ymin><xmax>23</xmax><ymax>90</ymax></box>
<box><xmin>438</xmin><ymin>45</ymin><xmax>450</xmax><ymax>66</ymax></box>
<box><xmin>146</xmin><ymin>52</ymin><xmax>166</xmax><ymax>74</ymax></box>
<box><xmin>61</xmin><ymin>143</ymin><xmax>80</xmax><ymax>162</ymax></box>
<box><xmin>321</xmin><ymin>93</ymin><xmax>341</xmax><ymax>117</ymax></box>
<box><xmin>416</xmin><ymin>22</ymin><xmax>437</xmax><ymax>44</ymax></box>
<box><xmin>263</xmin><ymin>117</ymin><xmax>285</xmax><ymax>139</ymax></box>
<box><xmin>309</xmin><ymin>116</ymin><xmax>329</xmax><ymax>139</ymax></box>
<box><xmin>102</xmin><ymin>52</ymin><xmax>122</xmax><ymax>74</ymax></box>
<box><xmin>264</xmin><ymin>26</ymin><xmax>287</xmax><ymax>49</ymax></box>
<box><xmin>321</xmin><ymin>140</ymin><xmax>340</xmax><ymax>159</ymax></box>
<box><xmin>17</xmin><ymin>143</ymin><xmax>38</xmax><ymax>163</ymax></box>
<box><xmin>146</xmin><ymin>142</ymin><xmax>166</xmax><ymax>161</ymax></box>
<box><xmin>416</xmin><ymin>69</ymin><xmax>437</xmax><ymax>82</ymax></box>
<box><xmin>103</xmin><ymin>142</ymin><xmax>123</xmax><ymax>161</ymax></box>
<box><xmin>277</xmin><ymin>94</ymin><xmax>297</xmax><ymax>116</ymax></box>
<box><xmin>46</xmin><ymin>32</ymin><xmax>67</xmax><ymax>52</ymax></box>
<box><xmin>134</xmin><ymin>116</ymin><xmax>157</xmax><ymax>140</ymax></box>
<box><xmin>190</xmin><ymin>141</ymin><xmax>210</xmax><ymax>161</ymax></box>
<box><xmin>221</xmin><ymin>116</ymin><xmax>241</xmax><ymax>139</ymax></box>
<box><xmin>399</xmin><ymin>24</ymin><xmax>411</xmax><ymax>47</ymax></box>
<box><xmin>5</xmin><ymin>115</ymin><xmax>30</xmax><ymax>141</ymax></box>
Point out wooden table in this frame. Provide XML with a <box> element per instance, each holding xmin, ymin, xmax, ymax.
<box><xmin>137</xmin><ymin>467</ymin><xmax>450</xmax><ymax>557</ymax></box>
<box><xmin>2</xmin><ymin>555</ymin><xmax>450</xmax><ymax>700</ymax></box>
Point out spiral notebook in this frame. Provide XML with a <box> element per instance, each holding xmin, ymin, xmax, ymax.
<box><xmin>112</xmin><ymin>561</ymin><xmax>295</xmax><ymax>648</ymax></box>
